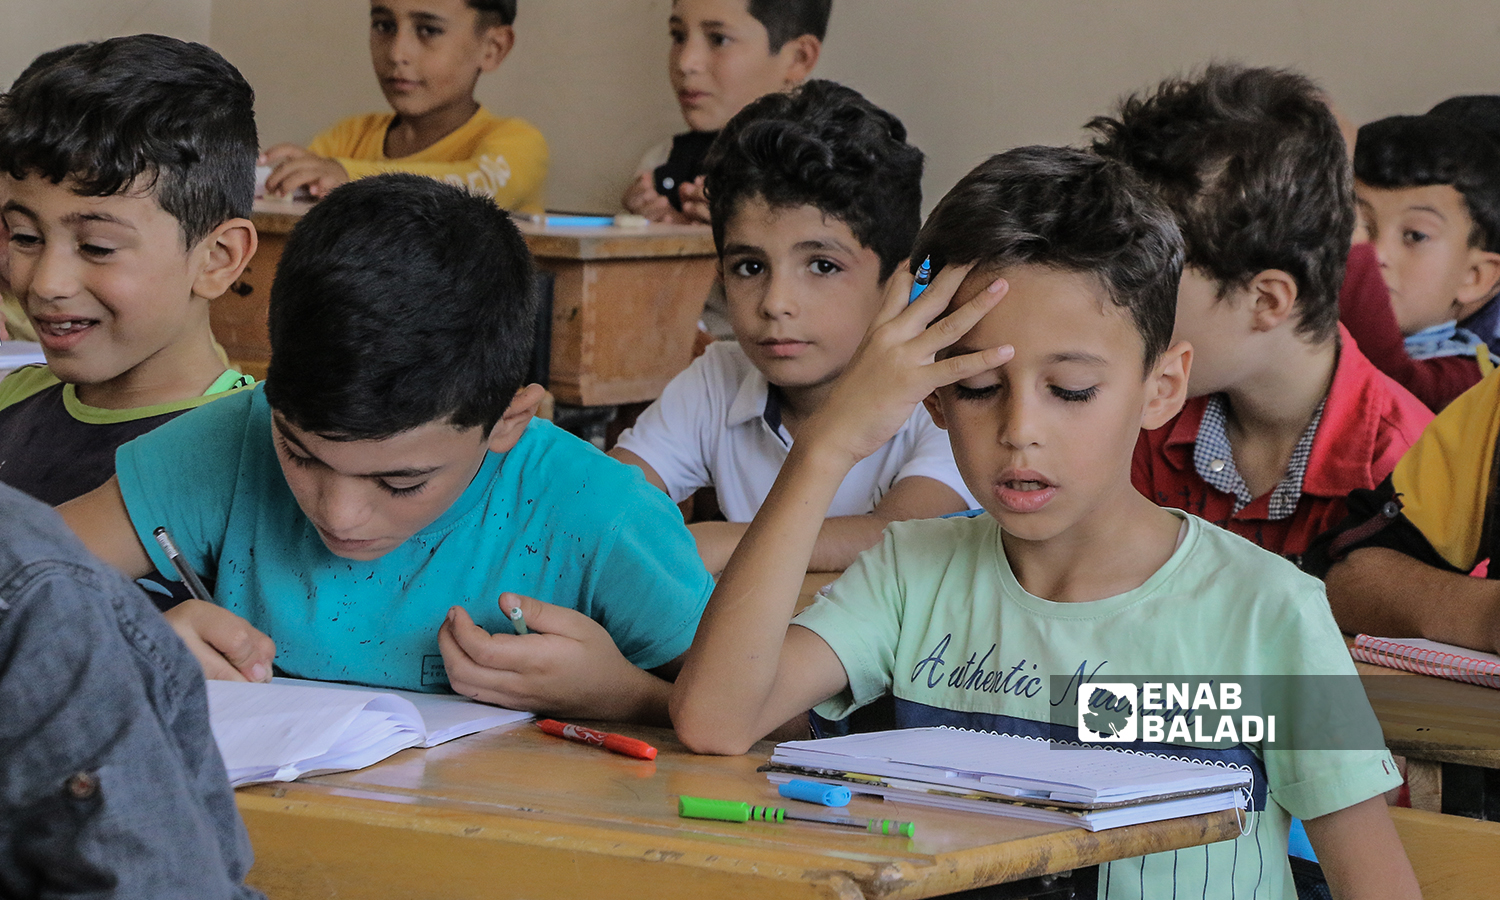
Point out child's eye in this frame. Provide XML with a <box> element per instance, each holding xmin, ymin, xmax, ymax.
<box><xmin>1050</xmin><ymin>385</ymin><xmax>1099</xmax><ymax>403</ymax></box>
<box><xmin>370</xmin><ymin>18</ymin><xmax>395</xmax><ymax>34</ymax></box>
<box><xmin>381</xmin><ymin>481</ymin><xmax>429</xmax><ymax>498</ymax></box>
<box><xmin>729</xmin><ymin>259</ymin><xmax>764</xmax><ymax>278</ymax></box>
<box><xmin>1402</xmin><ymin>229</ymin><xmax>1429</xmax><ymax>245</ymax></box>
<box><xmin>809</xmin><ymin>258</ymin><xmax>842</xmax><ymax>276</ymax></box>
<box><xmin>79</xmin><ymin>243</ymin><xmax>115</xmax><ymax>259</ymax></box>
<box><xmin>416</xmin><ymin>24</ymin><xmax>442</xmax><ymax>38</ymax></box>
<box><xmin>668</xmin><ymin>27</ymin><xmax>687</xmax><ymax>44</ymax></box>
<box><xmin>707</xmin><ymin>31</ymin><xmax>731</xmax><ymax>48</ymax></box>
<box><xmin>953</xmin><ymin>383</ymin><xmax>1001</xmax><ymax>401</ymax></box>
<box><xmin>7</xmin><ymin>232</ymin><xmax>40</xmax><ymax>250</ymax></box>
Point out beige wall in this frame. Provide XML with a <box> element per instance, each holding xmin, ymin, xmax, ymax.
<box><xmin>0</xmin><ymin>0</ymin><xmax>212</xmax><ymax>87</ymax></box>
<box><xmin>10</xmin><ymin>1</ymin><xmax>1499</xmax><ymax>213</ymax></box>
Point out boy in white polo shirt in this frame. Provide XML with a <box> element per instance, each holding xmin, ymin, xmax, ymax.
<box><xmin>610</xmin><ymin>80</ymin><xmax>975</xmax><ymax>573</ymax></box>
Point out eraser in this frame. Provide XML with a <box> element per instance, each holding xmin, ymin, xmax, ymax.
<box><xmin>778</xmin><ymin>780</ymin><xmax>851</xmax><ymax>807</ymax></box>
<box><xmin>613</xmin><ymin>213</ymin><xmax>649</xmax><ymax>228</ymax></box>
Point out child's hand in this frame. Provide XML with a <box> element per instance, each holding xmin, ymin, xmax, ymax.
<box><xmin>621</xmin><ymin>171</ymin><xmax>692</xmax><ymax>223</ymax></box>
<box><xmin>438</xmin><ymin>593</ymin><xmax>668</xmax><ymax>721</ymax></box>
<box><xmin>260</xmin><ymin>144</ymin><xmax>348</xmax><ymax>199</ymax></box>
<box><xmin>163</xmin><ymin>599</ymin><xmax>275</xmax><ymax>682</ymax></box>
<box><xmin>677</xmin><ymin>177</ymin><xmax>711</xmax><ymax>224</ymax></box>
<box><xmin>799</xmin><ymin>264</ymin><xmax>1013</xmax><ymax>470</ymax></box>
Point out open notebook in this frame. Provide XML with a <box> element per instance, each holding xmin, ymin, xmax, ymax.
<box><xmin>767</xmin><ymin>727</ymin><xmax>1251</xmax><ymax>831</ymax></box>
<box><xmin>207</xmin><ymin>678</ymin><xmax>532</xmax><ymax>787</ymax></box>
<box><xmin>1350</xmin><ymin>634</ymin><xmax>1500</xmax><ymax>689</ymax></box>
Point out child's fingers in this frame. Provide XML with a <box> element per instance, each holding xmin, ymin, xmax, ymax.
<box><xmin>911</xmin><ymin>277</ymin><xmax>1009</xmax><ymax>358</ymax></box>
<box><xmin>928</xmin><ymin>343</ymin><xmax>1015</xmax><ymax>389</ymax></box>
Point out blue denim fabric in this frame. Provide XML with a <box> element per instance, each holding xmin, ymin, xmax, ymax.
<box><xmin>0</xmin><ymin>485</ymin><xmax>261</xmax><ymax>899</ymax></box>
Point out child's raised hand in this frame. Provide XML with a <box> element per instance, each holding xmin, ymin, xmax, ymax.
<box><xmin>799</xmin><ymin>263</ymin><xmax>1013</xmax><ymax>470</ymax></box>
<box><xmin>677</xmin><ymin>177</ymin><xmax>711</xmax><ymax>224</ymax></box>
<box><xmin>622</xmin><ymin>171</ymin><xmax>691</xmax><ymax>224</ymax></box>
<box><xmin>438</xmin><ymin>593</ymin><xmax>667</xmax><ymax>721</ymax></box>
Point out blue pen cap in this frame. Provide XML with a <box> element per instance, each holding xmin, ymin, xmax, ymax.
<box><xmin>778</xmin><ymin>780</ymin><xmax>851</xmax><ymax>807</ymax></box>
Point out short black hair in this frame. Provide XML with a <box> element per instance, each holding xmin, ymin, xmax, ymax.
<box><xmin>911</xmin><ymin>146</ymin><xmax>1183</xmax><ymax>370</ymax></box>
<box><xmin>747</xmin><ymin>0</ymin><xmax>832</xmax><ymax>51</ymax></box>
<box><xmin>264</xmin><ymin>174</ymin><xmax>537</xmax><ymax>440</ymax></box>
<box><xmin>468</xmin><ymin>0</ymin><xmax>516</xmax><ymax>27</ymax></box>
<box><xmin>1428</xmin><ymin>95</ymin><xmax>1500</xmax><ymax>143</ymax></box>
<box><xmin>705</xmin><ymin>79</ymin><xmax>923</xmax><ymax>282</ymax></box>
<box><xmin>0</xmin><ymin>35</ymin><xmax>257</xmax><ymax>247</ymax></box>
<box><xmin>1354</xmin><ymin>114</ymin><xmax>1500</xmax><ymax>254</ymax></box>
<box><xmin>9</xmin><ymin>43</ymin><xmax>92</xmax><ymax>91</ymax></box>
<box><xmin>1088</xmin><ymin>63</ymin><xmax>1352</xmax><ymax>344</ymax></box>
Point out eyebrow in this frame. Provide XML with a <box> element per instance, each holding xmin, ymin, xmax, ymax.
<box><xmin>793</xmin><ymin>238</ymin><xmax>858</xmax><ymax>256</ymax></box>
<box><xmin>273</xmin><ymin>418</ymin><xmax>442</xmax><ymax>479</ymax></box>
<box><xmin>1045</xmin><ymin>351</ymin><xmax>1110</xmax><ymax>367</ymax></box>
<box><xmin>2</xmin><ymin>200</ymin><xmax>135</xmax><ymax>230</ymax></box>
<box><xmin>1403</xmin><ymin>205</ymin><xmax>1448</xmax><ymax>220</ymax></box>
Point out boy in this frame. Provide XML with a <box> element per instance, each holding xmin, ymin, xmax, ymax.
<box><xmin>0</xmin><ymin>484</ymin><xmax>260</xmax><ymax>899</ymax></box>
<box><xmin>1311</xmin><ymin>371</ymin><xmax>1500</xmax><ymax>654</ymax></box>
<box><xmin>621</xmin><ymin>0</ymin><xmax>827</xmax><ymax>225</ymax></box>
<box><xmin>610</xmin><ymin>80</ymin><xmax>975</xmax><ymax>574</ymax></box>
<box><xmin>1091</xmin><ymin>65</ymin><xmax>1432</xmax><ymax>563</ymax></box>
<box><xmin>60</xmin><ymin>174</ymin><xmax>712</xmax><ymax>724</ymax></box>
<box><xmin>1341</xmin><ymin>113</ymin><xmax>1500</xmax><ymax>409</ymax></box>
<box><xmin>262</xmin><ymin>0</ymin><xmax>546</xmax><ymax>212</ymax></box>
<box><xmin>0</xmin><ymin>36</ymin><xmax>258</xmax><ymax>507</ymax></box>
<box><xmin>671</xmin><ymin>147</ymin><xmax>1418</xmax><ymax>900</ymax></box>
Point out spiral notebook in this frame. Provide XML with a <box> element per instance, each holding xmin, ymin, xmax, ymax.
<box><xmin>1350</xmin><ymin>634</ymin><xmax>1500</xmax><ymax>689</ymax></box>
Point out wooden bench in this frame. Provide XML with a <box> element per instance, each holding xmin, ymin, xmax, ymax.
<box><xmin>1389</xmin><ymin>806</ymin><xmax>1500</xmax><ymax>899</ymax></box>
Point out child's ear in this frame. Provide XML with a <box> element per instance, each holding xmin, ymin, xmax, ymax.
<box><xmin>1245</xmin><ymin>269</ymin><xmax>1299</xmax><ymax>332</ymax></box>
<box><xmin>777</xmin><ymin>34</ymin><xmax>821</xmax><ymax>85</ymax></box>
<box><xmin>478</xmin><ymin>24</ymin><xmax>516</xmax><ymax>72</ymax></box>
<box><xmin>485</xmin><ymin>383</ymin><xmax>547</xmax><ymax>453</ymax></box>
<box><xmin>1141</xmin><ymin>340</ymin><xmax>1192</xmax><ymax>430</ymax></box>
<box><xmin>1456</xmin><ymin>249</ymin><xmax>1500</xmax><ymax>318</ymax></box>
<box><xmin>190</xmin><ymin>218</ymin><xmax>257</xmax><ymax>301</ymax></box>
<box><xmin>922</xmin><ymin>392</ymin><xmax>948</xmax><ymax>430</ymax></box>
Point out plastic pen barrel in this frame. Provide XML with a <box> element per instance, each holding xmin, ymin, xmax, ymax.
<box><xmin>779</xmin><ymin>780</ymin><xmax>851</xmax><ymax>807</ymax></box>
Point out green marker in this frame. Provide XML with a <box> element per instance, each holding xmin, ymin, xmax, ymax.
<box><xmin>507</xmin><ymin>606</ymin><xmax>529</xmax><ymax>635</ymax></box>
<box><xmin>678</xmin><ymin>796</ymin><xmax>915</xmax><ymax>837</ymax></box>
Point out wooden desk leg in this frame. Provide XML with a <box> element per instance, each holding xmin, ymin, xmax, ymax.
<box><xmin>1407</xmin><ymin>758</ymin><xmax>1443</xmax><ymax>812</ymax></box>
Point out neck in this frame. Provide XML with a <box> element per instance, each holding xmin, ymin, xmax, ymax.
<box><xmin>1002</xmin><ymin>480</ymin><xmax>1183</xmax><ymax>604</ymax></box>
<box><xmin>388</xmin><ymin>98</ymin><xmax>479</xmax><ymax>157</ymax></box>
<box><xmin>1220</xmin><ymin>333</ymin><xmax>1338</xmax><ymax>444</ymax></box>
<box><xmin>74</xmin><ymin>318</ymin><xmax>226</xmax><ymax>410</ymax></box>
<box><xmin>774</xmin><ymin>379</ymin><xmax>836</xmax><ymax>440</ymax></box>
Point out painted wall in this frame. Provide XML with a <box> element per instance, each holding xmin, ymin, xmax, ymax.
<box><xmin>11</xmin><ymin>0</ymin><xmax>1499</xmax><ymax>213</ymax></box>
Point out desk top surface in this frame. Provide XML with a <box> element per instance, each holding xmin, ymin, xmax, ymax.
<box><xmin>250</xmin><ymin>198</ymin><xmax>715</xmax><ymax>260</ymax></box>
<box><xmin>1354</xmin><ymin>657</ymin><xmax>1500</xmax><ymax>767</ymax></box>
<box><xmin>239</xmin><ymin>717</ymin><xmax>1242</xmax><ymax>898</ymax></box>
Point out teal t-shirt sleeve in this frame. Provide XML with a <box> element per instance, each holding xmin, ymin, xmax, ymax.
<box><xmin>584</xmin><ymin>488</ymin><xmax>714</xmax><ymax>671</ymax></box>
<box><xmin>1257</xmin><ymin>580</ymin><xmax>1403</xmax><ymax>820</ymax></box>
<box><xmin>793</xmin><ymin>526</ymin><xmax>907</xmax><ymax>720</ymax></box>
<box><xmin>114</xmin><ymin>388</ymin><xmax>253</xmax><ymax>584</ymax></box>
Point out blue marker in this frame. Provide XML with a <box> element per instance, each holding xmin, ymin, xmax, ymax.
<box><xmin>908</xmin><ymin>257</ymin><xmax>933</xmax><ymax>303</ymax></box>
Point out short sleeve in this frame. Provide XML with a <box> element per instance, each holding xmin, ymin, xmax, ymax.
<box><xmin>612</xmin><ymin>351</ymin><xmax>722</xmax><ymax>503</ymax></box>
<box><xmin>583</xmin><ymin>489</ymin><xmax>714</xmax><ymax>670</ymax></box>
<box><xmin>793</xmin><ymin>529</ymin><xmax>906</xmax><ymax>719</ymax></box>
<box><xmin>889</xmin><ymin>408</ymin><xmax>978</xmax><ymax>507</ymax></box>
<box><xmin>114</xmin><ymin>389</ymin><xmax>256</xmax><ymax>584</ymax></box>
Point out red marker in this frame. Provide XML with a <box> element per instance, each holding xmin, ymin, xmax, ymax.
<box><xmin>537</xmin><ymin>719</ymin><xmax>657</xmax><ymax>760</ymax></box>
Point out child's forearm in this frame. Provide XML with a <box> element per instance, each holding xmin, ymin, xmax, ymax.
<box><xmin>671</xmin><ymin>439</ymin><xmax>852</xmax><ymax>753</ymax></box>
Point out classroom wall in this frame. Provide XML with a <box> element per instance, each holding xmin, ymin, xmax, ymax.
<box><xmin>0</xmin><ymin>0</ymin><xmax>212</xmax><ymax>87</ymax></box>
<box><xmin>13</xmin><ymin>0</ymin><xmax>1496</xmax><ymax>213</ymax></box>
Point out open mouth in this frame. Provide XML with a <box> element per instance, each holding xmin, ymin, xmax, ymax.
<box><xmin>34</xmin><ymin>317</ymin><xmax>100</xmax><ymax>348</ymax></box>
<box><xmin>995</xmin><ymin>474</ymin><xmax>1058</xmax><ymax>514</ymax></box>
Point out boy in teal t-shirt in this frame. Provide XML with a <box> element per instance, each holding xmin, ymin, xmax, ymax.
<box><xmin>672</xmin><ymin>149</ymin><xmax>1419</xmax><ymax>898</ymax></box>
<box><xmin>62</xmin><ymin>174</ymin><xmax>712</xmax><ymax>723</ymax></box>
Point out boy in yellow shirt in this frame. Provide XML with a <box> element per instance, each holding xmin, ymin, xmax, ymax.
<box><xmin>263</xmin><ymin>0</ymin><xmax>547</xmax><ymax>212</ymax></box>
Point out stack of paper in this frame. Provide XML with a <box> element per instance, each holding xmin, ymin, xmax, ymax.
<box><xmin>766</xmin><ymin>727</ymin><xmax>1250</xmax><ymax>831</ymax></box>
<box><xmin>0</xmin><ymin>341</ymin><xmax>46</xmax><ymax>378</ymax></box>
<box><xmin>207</xmin><ymin>677</ymin><xmax>532</xmax><ymax>786</ymax></box>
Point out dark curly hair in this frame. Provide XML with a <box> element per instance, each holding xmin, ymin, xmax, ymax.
<box><xmin>911</xmin><ymin>146</ymin><xmax>1184</xmax><ymax>370</ymax></box>
<box><xmin>468</xmin><ymin>0</ymin><xmax>516</xmax><ymax>27</ymax></box>
<box><xmin>0</xmin><ymin>34</ymin><xmax>257</xmax><ymax>247</ymax></box>
<box><xmin>1355</xmin><ymin>114</ymin><xmax>1500</xmax><ymax>253</ymax></box>
<box><xmin>1088</xmin><ymin>64</ymin><xmax>1352</xmax><ymax>344</ymax></box>
<box><xmin>704</xmin><ymin>79</ymin><xmax>923</xmax><ymax>281</ymax></box>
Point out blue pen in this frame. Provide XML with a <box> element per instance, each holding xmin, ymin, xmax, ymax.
<box><xmin>908</xmin><ymin>257</ymin><xmax>933</xmax><ymax>303</ymax></box>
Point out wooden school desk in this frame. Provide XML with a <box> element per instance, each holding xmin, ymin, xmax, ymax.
<box><xmin>237</xmin><ymin>719</ymin><xmax>1243</xmax><ymax>900</ymax></box>
<box><xmin>1354</xmin><ymin>656</ymin><xmax>1500</xmax><ymax>814</ymax></box>
<box><xmin>213</xmin><ymin>200</ymin><xmax>716</xmax><ymax>405</ymax></box>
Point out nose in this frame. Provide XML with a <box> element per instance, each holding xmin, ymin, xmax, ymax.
<box><xmin>759</xmin><ymin>269</ymin><xmax>798</xmax><ymax>320</ymax></box>
<box><xmin>674</xmin><ymin>32</ymin><xmax>707</xmax><ymax>76</ymax></box>
<box><xmin>26</xmin><ymin>242</ymin><xmax>79</xmax><ymax>302</ymax></box>
<box><xmin>385</xmin><ymin>23</ymin><xmax>417</xmax><ymax>66</ymax></box>
<box><xmin>999</xmin><ymin>387</ymin><xmax>1043</xmax><ymax>450</ymax></box>
<box><xmin>313</xmin><ymin>477</ymin><xmax>373</xmax><ymax>538</ymax></box>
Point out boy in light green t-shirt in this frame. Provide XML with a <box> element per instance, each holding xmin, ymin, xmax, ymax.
<box><xmin>672</xmin><ymin>148</ymin><xmax>1419</xmax><ymax>899</ymax></box>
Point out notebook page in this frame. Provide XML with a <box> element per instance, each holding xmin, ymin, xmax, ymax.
<box><xmin>207</xmin><ymin>680</ymin><xmax>377</xmax><ymax>773</ymax></box>
<box><xmin>270</xmin><ymin>677</ymin><xmax>532</xmax><ymax>747</ymax></box>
